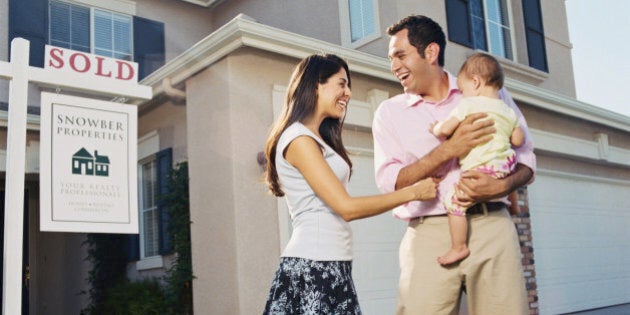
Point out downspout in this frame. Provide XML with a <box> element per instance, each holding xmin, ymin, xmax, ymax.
<box><xmin>162</xmin><ymin>77</ymin><xmax>186</xmax><ymax>104</ymax></box>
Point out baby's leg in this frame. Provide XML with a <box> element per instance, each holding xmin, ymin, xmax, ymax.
<box><xmin>508</xmin><ymin>190</ymin><xmax>520</xmax><ymax>215</ymax></box>
<box><xmin>438</xmin><ymin>213</ymin><xmax>470</xmax><ymax>265</ymax></box>
<box><xmin>439</xmin><ymin>193</ymin><xmax>471</xmax><ymax>265</ymax></box>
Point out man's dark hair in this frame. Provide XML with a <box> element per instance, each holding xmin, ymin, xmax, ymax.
<box><xmin>387</xmin><ymin>15</ymin><xmax>446</xmax><ymax>67</ymax></box>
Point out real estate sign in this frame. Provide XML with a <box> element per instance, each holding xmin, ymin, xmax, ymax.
<box><xmin>40</xmin><ymin>92</ymin><xmax>138</xmax><ymax>233</ymax></box>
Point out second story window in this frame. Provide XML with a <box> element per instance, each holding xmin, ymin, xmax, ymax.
<box><xmin>446</xmin><ymin>0</ymin><xmax>514</xmax><ymax>60</ymax></box>
<box><xmin>339</xmin><ymin>0</ymin><xmax>381</xmax><ymax>48</ymax></box>
<box><xmin>49</xmin><ymin>0</ymin><xmax>133</xmax><ymax>61</ymax></box>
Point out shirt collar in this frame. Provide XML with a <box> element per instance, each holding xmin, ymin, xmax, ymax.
<box><xmin>403</xmin><ymin>71</ymin><xmax>460</xmax><ymax>108</ymax></box>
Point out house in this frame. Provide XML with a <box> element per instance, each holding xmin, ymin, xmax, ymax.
<box><xmin>93</xmin><ymin>150</ymin><xmax>110</xmax><ymax>177</ymax></box>
<box><xmin>72</xmin><ymin>147</ymin><xmax>94</xmax><ymax>175</ymax></box>
<box><xmin>71</xmin><ymin>148</ymin><xmax>110</xmax><ymax>176</ymax></box>
<box><xmin>1</xmin><ymin>0</ymin><xmax>629</xmax><ymax>314</ymax></box>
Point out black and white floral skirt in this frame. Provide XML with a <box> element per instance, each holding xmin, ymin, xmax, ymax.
<box><xmin>263</xmin><ymin>257</ymin><xmax>362</xmax><ymax>315</ymax></box>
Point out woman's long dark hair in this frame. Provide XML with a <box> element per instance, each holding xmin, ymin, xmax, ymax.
<box><xmin>265</xmin><ymin>54</ymin><xmax>353</xmax><ymax>197</ymax></box>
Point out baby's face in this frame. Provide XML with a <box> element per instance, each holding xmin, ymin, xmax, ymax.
<box><xmin>457</xmin><ymin>75</ymin><xmax>476</xmax><ymax>98</ymax></box>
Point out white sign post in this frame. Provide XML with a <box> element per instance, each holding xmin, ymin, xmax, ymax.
<box><xmin>0</xmin><ymin>38</ymin><xmax>151</xmax><ymax>314</ymax></box>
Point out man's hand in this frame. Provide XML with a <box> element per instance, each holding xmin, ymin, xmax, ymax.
<box><xmin>442</xmin><ymin>113</ymin><xmax>495</xmax><ymax>160</ymax></box>
<box><xmin>455</xmin><ymin>170</ymin><xmax>508</xmax><ymax>203</ymax></box>
<box><xmin>455</xmin><ymin>164</ymin><xmax>533</xmax><ymax>204</ymax></box>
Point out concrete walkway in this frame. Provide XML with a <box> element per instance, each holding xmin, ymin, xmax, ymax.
<box><xmin>562</xmin><ymin>303</ymin><xmax>630</xmax><ymax>315</ymax></box>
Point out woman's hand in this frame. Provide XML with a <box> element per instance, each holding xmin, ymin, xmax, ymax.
<box><xmin>411</xmin><ymin>177</ymin><xmax>439</xmax><ymax>201</ymax></box>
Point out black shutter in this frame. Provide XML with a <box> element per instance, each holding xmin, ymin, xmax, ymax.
<box><xmin>8</xmin><ymin>0</ymin><xmax>48</xmax><ymax>67</ymax></box>
<box><xmin>133</xmin><ymin>16</ymin><xmax>165</xmax><ymax>80</ymax></box>
<box><xmin>156</xmin><ymin>148</ymin><xmax>173</xmax><ymax>255</ymax></box>
<box><xmin>126</xmin><ymin>234</ymin><xmax>140</xmax><ymax>261</ymax></box>
<box><xmin>522</xmin><ymin>0</ymin><xmax>548</xmax><ymax>72</ymax></box>
<box><xmin>445</xmin><ymin>0</ymin><xmax>473</xmax><ymax>47</ymax></box>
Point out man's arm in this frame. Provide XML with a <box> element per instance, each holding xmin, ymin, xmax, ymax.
<box><xmin>395</xmin><ymin>112</ymin><xmax>495</xmax><ymax>190</ymax></box>
<box><xmin>456</xmin><ymin>163</ymin><xmax>533</xmax><ymax>202</ymax></box>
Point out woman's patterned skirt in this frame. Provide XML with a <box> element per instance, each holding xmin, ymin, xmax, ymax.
<box><xmin>263</xmin><ymin>257</ymin><xmax>362</xmax><ymax>314</ymax></box>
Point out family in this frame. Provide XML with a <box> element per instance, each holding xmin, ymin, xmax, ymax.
<box><xmin>262</xmin><ymin>14</ymin><xmax>535</xmax><ymax>315</ymax></box>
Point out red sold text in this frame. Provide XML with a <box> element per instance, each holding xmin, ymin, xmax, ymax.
<box><xmin>44</xmin><ymin>45</ymin><xmax>138</xmax><ymax>83</ymax></box>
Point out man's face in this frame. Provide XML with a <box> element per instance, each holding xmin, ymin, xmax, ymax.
<box><xmin>388</xmin><ymin>29</ymin><xmax>430</xmax><ymax>95</ymax></box>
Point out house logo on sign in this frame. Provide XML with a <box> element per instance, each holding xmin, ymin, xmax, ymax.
<box><xmin>72</xmin><ymin>147</ymin><xmax>110</xmax><ymax>177</ymax></box>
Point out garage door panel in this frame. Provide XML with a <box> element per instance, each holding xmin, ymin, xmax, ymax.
<box><xmin>347</xmin><ymin>154</ymin><xmax>403</xmax><ymax>315</ymax></box>
<box><xmin>529</xmin><ymin>170</ymin><xmax>630</xmax><ymax>314</ymax></box>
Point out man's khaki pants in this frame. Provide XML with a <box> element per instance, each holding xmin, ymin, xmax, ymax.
<box><xmin>396</xmin><ymin>208</ymin><xmax>528</xmax><ymax>315</ymax></box>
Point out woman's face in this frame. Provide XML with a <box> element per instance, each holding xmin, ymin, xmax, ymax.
<box><xmin>316</xmin><ymin>68</ymin><xmax>352</xmax><ymax>119</ymax></box>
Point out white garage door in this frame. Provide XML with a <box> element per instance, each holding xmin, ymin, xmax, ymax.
<box><xmin>528</xmin><ymin>170</ymin><xmax>630</xmax><ymax>314</ymax></box>
<box><xmin>347</xmin><ymin>154</ymin><xmax>407</xmax><ymax>315</ymax></box>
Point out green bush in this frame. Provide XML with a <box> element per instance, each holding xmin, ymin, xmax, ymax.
<box><xmin>162</xmin><ymin>162</ymin><xmax>194</xmax><ymax>314</ymax></box>
<box><xmin>83</xmin><ymin>162</ymin><xmax>193</xmax><ymax>314</ymax></box>
<box><xmin>98</xmin><ymin>279</ymin><xmax>169</xmax><ymax>315</ymax></box>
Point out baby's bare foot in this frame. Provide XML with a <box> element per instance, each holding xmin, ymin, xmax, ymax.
<box><xmin>438</xmin><ymin>247</ymin><xmax>470</xmax><ymax>265</ymax></box>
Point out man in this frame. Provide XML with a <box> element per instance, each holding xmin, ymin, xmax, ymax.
<box><xmin>373</xmin><ymin>15</ymin><xmax>536</xmax><ymax>314</ymax></box>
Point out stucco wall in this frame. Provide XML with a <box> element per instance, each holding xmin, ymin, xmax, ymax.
<box><xmin>185</xmin><ymin>51</ymin><xmax>293</xmax><ymax>314</ymax></box>
<box><xmin>134</xmin><ymin>0</ymin><xmax>215</xmax><ymax>62</ymax></box>
<box><xmin>138</xmin><ymin>99</ymin><xmax>188</xmax><ymax>164</ymax></box>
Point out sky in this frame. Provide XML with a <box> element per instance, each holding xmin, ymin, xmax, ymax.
<box><xmin>565</xmin><ymin>0</ymin><xmax>630</xmax><ymax>117</ymax></box>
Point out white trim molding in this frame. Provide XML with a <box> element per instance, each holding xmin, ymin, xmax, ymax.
<box><xmin>180</xmin><ymin>0</ymin><xmax>225</xmax><ymax>7</ymax></box>
<box><xmin>531</xmin><ymin>128</ymin><xmax>630</xmax><ymax>167</ymax></box>
<box><xmin>136</xmin><ymin>255</ymin><xmax>164</xmax><ymax>271</ymax></box>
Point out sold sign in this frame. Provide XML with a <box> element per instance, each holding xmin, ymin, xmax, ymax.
<box><xmin>45</xmin><ymin>45</ymin><xmax>138</xmax><ymax>83</ymax></box>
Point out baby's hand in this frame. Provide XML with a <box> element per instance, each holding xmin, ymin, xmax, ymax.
<box><xmin>429</xmin><ymin>121</ymin><xmax>441</xmax><ymax>137</ymax></box>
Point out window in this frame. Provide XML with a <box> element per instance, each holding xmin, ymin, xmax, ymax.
<box><xmin>339</xmin><ymin>0</ymin><xmax>380</xmax><ymax>47</ymax></box>
<box><xmin>127</xmin><ymin>143</ymin><xmax>173</xmax><ymax>268</ymax></box>
<box><xmin>10</xmin><ymin>0</ymin><xmax>164</xmax><ymax>76</ymax></box>
<box><xmin>138</xmin><ymin>158</ymin><xmax>159</xmax><ymax>258</ymax></box>
<box><xmin>49</xmin><ymin>0</ymin><xmax>133</xmax><ymax>61</ymax></box>
<box><xmin>446</xmin><ymin>0</ymin><xmax>514</xmax><ymax>60</ymax></box>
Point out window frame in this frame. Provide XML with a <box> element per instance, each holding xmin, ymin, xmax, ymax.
<box><xmin>135</xmin><ymin>131</ymin><xmax>164</xmax><ymax>270</ymax></box>
<box><xmin>138</xmin><ymin>156</ymin><xmax>159</xmax><ymax>260</ymax></box>
<box><xmin>446</xmin><ymin>0</ymin><xmax>517</xmax><ymax>61</ymax></box>
<box><xmin>338</xmin><ymin>0</ymin><xmax>381</xmax><ymax>48</ymax></box>
<box><xmin>49</xmin><ymin>0</ymin><xmax>134</xmax><ymax>61</ymax></box>
<box><xmin>481</xmin><ymin>0</ymin><xmax>517</xmax><ymax>60</ymax></box>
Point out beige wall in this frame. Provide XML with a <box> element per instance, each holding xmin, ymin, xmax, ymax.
<box><xmin>213</xmin><ymin>1</ymin><xmax>343</xmax><ymax>46</ymax></box>
<box><xmin>134</xmin><ymin>0</ymin><xmax>215</xmax><ymax>63</ymax></box>
<box><xmin>185</xmin><ymin>49</ymin><xmax>296</xmax><ymax>314</ymax></box>
<box><xmin>138</xmin><ymin>99</ymin><xmax>189</xmax><ymax>164</ymax></box>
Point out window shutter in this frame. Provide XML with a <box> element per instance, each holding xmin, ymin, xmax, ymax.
<box><xmin>8</xmin><ymin>0</ymin><xmax>48</xmax><ymax>67</ymax></box>
<box><xmin>156</xmin><ymin>148</ymin><xmax>173</xmax><ymax>255</ymax></box>
<box><xmin>133</xmin><ymin>16</ymin><xmax>165</xmax><ymax>80</ymax></box>
<box><xmin>522</xmin><ymin>0</ymin><xmax>548</xmax><ymax>72</ymax></box>
<box><xmin>126</xmin><ymin>234</ymin><xmax>140</xmax><ymax>261</ymax></box>
<box><xmin>445</xmin><ymin>0</ymin><xmax>473</xmax><ymax>47</ymax></box>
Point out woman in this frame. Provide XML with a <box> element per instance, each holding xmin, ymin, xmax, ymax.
<box><xmin>263</xmin><ymin>54</ymin><xmax>437</xmax><ymax>314</ymax></box>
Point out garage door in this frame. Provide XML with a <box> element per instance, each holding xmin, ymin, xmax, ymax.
<box><xmin>347</xmin><ymin>154</ymin><xmax>407</xmax><ymax>315</ymax></box>
<box><xmin>528</xmin><ymin>170</ymin><xmax>630</xmax><ymax>314</ymax></box>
